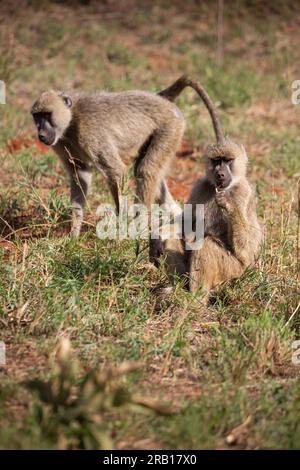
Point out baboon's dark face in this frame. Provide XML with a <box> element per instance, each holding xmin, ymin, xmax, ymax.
<box><xmin>32</xmin><ymin>112</ymin><xmax>56</xmax><ymax>146</ymax></box>
<box><xmin>210</xmin><ymin>157</ymin><xmax>233</xmax><ymax>189</ymax></box>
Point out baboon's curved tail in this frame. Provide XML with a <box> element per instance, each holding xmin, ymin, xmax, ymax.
<box><xmin>158</xmin><ymin>75</ymin><xmax>224</xmax><ymax>144</ymax></box>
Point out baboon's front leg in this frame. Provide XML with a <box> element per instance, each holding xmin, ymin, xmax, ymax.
<box><xmin>70</xmin><ymin>166</ymin><xmax>93</xmax><ymax>237</ymax></box>
<box><xmin>96</xmin><ymin>147</ymin><xmax>125</xmax><ymax>216</ymax></box>
<box><xmin>55</xmin><ymin>144</ymin><xmax>93</xmax><ymax>237</ymax></box>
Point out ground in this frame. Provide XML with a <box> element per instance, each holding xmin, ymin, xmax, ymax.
<box><xmin>0</xmin><ymin>0</ymin><xmax>299</xmax><ymax>450</ymax></box>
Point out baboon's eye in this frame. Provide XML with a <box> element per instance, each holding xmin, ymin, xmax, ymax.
<box><xmin>33</xmin><ymin>112</ymin><xmax>53</xmax><ymax>126</ymax></box>
<box><xmin>39</xmin><ymin>112</ymin><xmax>52</xmax><ymax>124</ymax></box>
<box><xmin>62</xmin><ymin>95</ymin><xmax>72</xmax><ymax>108</ymax></box>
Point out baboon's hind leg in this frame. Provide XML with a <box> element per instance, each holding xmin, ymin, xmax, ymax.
<box><xmin>189</xmin><ymin>237</ymin><xmax>244</xmax><ymax>292</ymax></box>
<box><xmin>155</xmin><ymin>179</ymin><xmax>182</xmax><ymax>216</ymax></box>
<box><xmin>107</xmin><ymin>175</ymin><xmax>122</xmax><ymax>214</ymax></box>
<box><xmin>135</xmin><ymin>122</ymin><xmax>184</xmax><ymax>209</ymax></box>
<box><xmin>134</xmin><ymin>121</ymin><xmax>184</xmax><ymax>262</ymax></box>
<box><xmin>164</xmin><ymin>236</ymin><xmax>188</xmax><ymax>286</ymax></box>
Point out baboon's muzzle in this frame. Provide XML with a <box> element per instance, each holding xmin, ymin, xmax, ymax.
<box><xmin>38</xmin><ymin>129</ymin><xmax>55</xmax><ymax>146</ymax></box>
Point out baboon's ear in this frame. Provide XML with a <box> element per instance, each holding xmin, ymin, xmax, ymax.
<box><xmin>61</xmin><ymin>94</ymin><xmax>72</xmax><ymax>108</ymax></box>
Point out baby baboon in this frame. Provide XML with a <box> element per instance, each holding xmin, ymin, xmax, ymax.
<box><xmin>155</xmin><ymin>77</ymin><xmax>263</xmax><ymax>293</ymax></box>
<box><xmin>31</xmin><ymin>86</ymin><xmax>185</xmax><ymax>236</ymax></box>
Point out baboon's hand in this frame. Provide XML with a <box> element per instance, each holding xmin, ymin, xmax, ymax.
<box><xmin>215</xmin><ymin>189</ymin><xmax>233</xmax><ymax>213</ymax></box>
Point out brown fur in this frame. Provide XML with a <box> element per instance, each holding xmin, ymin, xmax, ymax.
<box><xmin>31</xmin><ymin>87</ymin><xmax>185</xmax><ymax>236</ymax></box>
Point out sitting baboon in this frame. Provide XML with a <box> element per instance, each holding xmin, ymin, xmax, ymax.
<box><xmin>154</xmin><ymin>77</ymin><xmax>263</xmax><ymax>293</ymax></box>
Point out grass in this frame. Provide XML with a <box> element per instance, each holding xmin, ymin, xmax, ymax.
<box><xmin>0</xmin><ymin>0</ymin><xmax>299</xmax><ymax>449</ymax></box>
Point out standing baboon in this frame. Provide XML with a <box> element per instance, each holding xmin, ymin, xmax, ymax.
<box><xmin>31</xmin><ymin>87</ymin><xmax>185</xmax><ymax>236</ymax></box>
<box><xmin>154</xmin><ymin>77</ymin><xmax>263</xmax><ymax>293</ymax></box>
